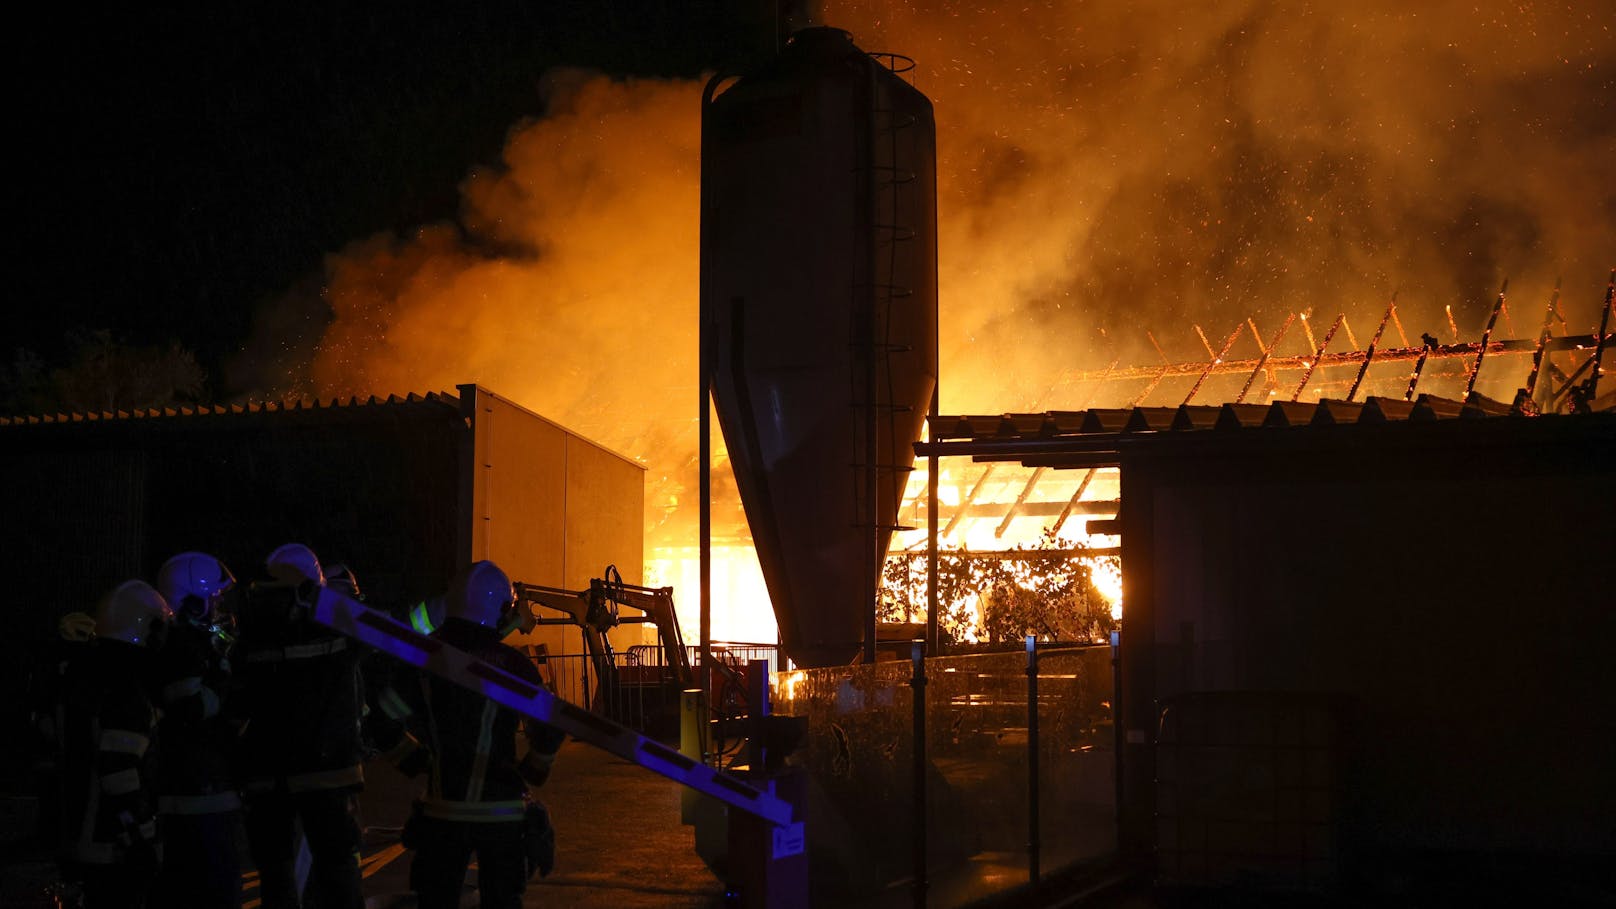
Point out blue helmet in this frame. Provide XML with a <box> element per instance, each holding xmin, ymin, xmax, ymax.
<box><xmin>445</xmin><ymin>561</ymin><xmax>515</xmax><ymax>630</ymax></box>
<box><xmin>266</xmin><ymin>543</ymin><xmax>324</xmax><ymax>586</ymax></box>
<box><xmin>157</xmin><ymin>552</ymin><xmax>236</xmax><ymax>621</ymax></box>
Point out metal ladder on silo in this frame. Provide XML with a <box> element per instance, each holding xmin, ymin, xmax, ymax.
<box><xmin>850</xmin><ymin>52</ymin><xmax>922</xmax><ymax>660</ymax></box>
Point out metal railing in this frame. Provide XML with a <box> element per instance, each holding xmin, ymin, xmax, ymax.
<box><xmin>773</xmin><ymin>639</ymin><xmax>1120</xmax><ymax>906</ymax></box>
<box><xmin>531</xmin><ymin>641</ymin><xmax>780</xmax><ymax>741</ymax></box>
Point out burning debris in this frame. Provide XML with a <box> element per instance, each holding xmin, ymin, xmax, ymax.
<box><xmin>1030</xmin><ymin>272</ymin><xmax>1615</xmax><ymax>414</ymax></box>
<box><xmin>881</xmin><ymin>531</ymin><xmax>1121</xmax><ymax>645</ymax></box>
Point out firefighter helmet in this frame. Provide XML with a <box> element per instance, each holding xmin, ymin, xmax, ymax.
<box><xmin>445</xmin><ymin>560</ymin><xmax>515</xmax><ymax>630</ymax></box>
<box><xmin>58</xmin><ymin>611</ymin><xmax>98</xmax><ymax>643</ymax></box>
<box><xmin>157</xmin><ymin>552</ymin><xmax>236</xmax><ymax>621</ymax></box>
<box><xmin>95</xmin><ymin>580</ymin><xmax>174</xmax><ymax>647</ymax></box>
<box><xmin>266</xmin><ymin>543</ymin><xmax>324</xmax><ymax>586</ymax></box>
<box><xmin>326</xmin><ymin>563</ymin><xmax>362</xmax><ymax>600</ymax></box>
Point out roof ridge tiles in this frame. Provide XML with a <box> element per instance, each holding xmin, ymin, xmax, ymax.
<box><xmin>1361</xmin><ymin>396</ymin><xmax>1414</xmax><ymax>423</ymax></box>
<box><xmin>1004</xmin><ymin>413</ymin><xmax>1050</xmax><ymax>436</ymax></box>
<box><xmin>1312</xmin><ymin>399</ymin><xmax>1365</xmax><ymax>426</ymax></box>
<box><xmin>1081</xmin><ymin>408</ymin><xmax>1132</xmax><ymax>433</ymax></box>
<box><xmin>1264</xmin><ymin>400</ymin><xmax>1319</xmax><ymax>428</ymax></box>
<box><xmin>1412</xmin><ymin>394</ymin><xmax>1464</xmax><ymax>420</ymax></box>
<box><xmin>1047</xmin><ymin>411</ymin><xmax>1089</xmax><ymax>433</ymax></box>
<box><xmin>1215</xmin><ymin>402</ymin><xmax>1269</xmax><ymax>430</ymax></box>
<box><xmin>1124</xmin><ymin>406</ymin><xmax>1177</xmax><ymax>433</ymax></box>
<box><xmin>1170</xmin><ymin>405</ymin><xmax>1221</xmax><ymax>432</ymax></box>
<box><xmin>1462</xmin><ymin>391</ymin><xmax>1512</xmax><ymax>418</ymax></box>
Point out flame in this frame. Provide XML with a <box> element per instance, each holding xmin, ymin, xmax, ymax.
<box><xmin>274</xmin><ymin>3</ymin><xmax>1615</xmax><ymax>645</ymax></box>
<box><xmin>1090</xmin><ymin>559</ymin><xmax>1124</xmax><ymax>622</ymax></box>
<box><xmin>774</xmin><ymin>667</ymin><xmax>806</xmax><ymax>702</ymax></box>
<box><xmin>646</xmin><ymin>546</ymin><xmax>778</xmax><ymax>645</ymax></box>
<box><xmin>956</xmin><ymin>593</ymin><xmax>983</xmax><ymax>643</ymax></box>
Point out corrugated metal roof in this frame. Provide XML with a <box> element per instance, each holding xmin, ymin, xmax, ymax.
<box><xmin>0</xmin><ymin>390</ymin><xmax>464</xmax><ymax>428</ymax></box>
<box><xmin>920</xmin><ymin>392</ymin><xmax>1615</xmax><ymax>469</ymax></box>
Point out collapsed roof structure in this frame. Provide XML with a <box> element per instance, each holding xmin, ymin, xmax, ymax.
<box><xmin>898</xmin><ymin>279</ymin><xmax>1615</xmax><ymax>889</ymax></box>
<box><xmin>902</xmin><ymin>279</ymin><xmax>1614</xmax><ymax>555</ymax></box>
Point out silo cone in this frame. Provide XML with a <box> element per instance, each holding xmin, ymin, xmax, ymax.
<box><xmin>701</xmin><ymin>27</ymin><xmax>938</xmax><ymax>668</ymax></box>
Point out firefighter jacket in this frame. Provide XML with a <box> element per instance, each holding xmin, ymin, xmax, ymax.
<box><xmin>234</xmin><ymin>582</ymin><xmax>366</xmax><ymax>795</ymax></box>
<box><xmin>58</xmin><ymin>641</ymin><xmax>161</xmax><ymax>866</ymax></box>
<box><xmin>384</xmin><ymin>618</ymin><xmax>566</xmax><ymax>823</ymax></box>
<box><xmin>151</xmin><ymin>619</ymin><xmax>240</xmax><ymax>815</ymax></box>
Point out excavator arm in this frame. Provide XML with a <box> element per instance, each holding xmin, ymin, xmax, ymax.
<box><xmin>513</xmin><ymin>583</ymin><xmax>620</xmax><ymax>703</ymax></box>
<box><xmin>513</xmin><ymin>567</ymin><xmax>700</xmax><ymax>738</ymax></box>
<box><xmin>516</xmin><ymin>569</ymin><xmax>693</xmax><ymax>684</ymax></box>
<box><xmin>510</xmin><ymin>566</ymin><xmax>762</xmax><ymax>750</ymax></box>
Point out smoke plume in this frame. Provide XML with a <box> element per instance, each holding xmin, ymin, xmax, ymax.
<box><xmin>285</xmin><ymin>2</ymin><xmax>1612</xmax><ymax>553</ymax></box>
<box><xmin>829</xmin><ymin>0</ymin><xmax>1615</xmax><ymax>408</ymax></box>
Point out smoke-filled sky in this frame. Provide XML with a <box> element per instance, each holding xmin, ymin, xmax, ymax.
<box><xmin>17</xmin><ymin>3</ymin><xmax>1605</xmax><ymax>544</ymax></box>
<box><xmin>835</xmin><ymin>0</ymin><xmax>1615</xmax><ymax>405</ymax></box>
<box><xmin>237</xmin><ymin>1</ymin><xmax>1612</xmax><ymax>546</ymax></box>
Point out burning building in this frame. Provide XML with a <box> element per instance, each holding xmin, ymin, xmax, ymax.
<box><xmin>61</xmin><ymin>1</ymin><xmax>1598</xmax><ymax>901</ymax></box>
<box><xmin>284</xmin><ymin>1</ymin><xmax>1614</xmax><ymax>654</ymax></box>
<box><xmin>680</xmin><ymin>14</ymin><xmax>1615</xmax><ymax>900</ymax></box>
<box><xmin>914</xmin><ymin>390</ymin><xmax>1614</xmax><ymax>898</ymax></box>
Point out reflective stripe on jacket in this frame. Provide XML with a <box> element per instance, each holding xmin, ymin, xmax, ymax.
<box><xmin>420</xmin><ymin>797</ymin><xmax>527</xmax><ymax>824</ymax></box>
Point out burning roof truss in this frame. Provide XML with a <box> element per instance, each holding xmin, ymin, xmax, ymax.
<box><xmin>901</xmin><ymin>273</ymin><xmax>1614</xmax><ymax>552</ymax></box>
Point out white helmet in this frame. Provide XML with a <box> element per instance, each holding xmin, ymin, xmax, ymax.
<box><xmin>445</xmin><ymin>560</ymin><xmax>515</xmax><ymax>630</ymax></box>
<box><xmin>326</xmin><ymin>563</ymin><xmax>361</xmax><ymax>600</ymax></box>
<box><xmin>157</xmin><ymin>552</ymin><xmax>236</xmax><ymax>621</ymax></box>
<box><xmin>266</xmin><ymin>543</ymin><xmax>324</xmax><ymax>586</ymax></box>
<box><xmin>95</xmin><ymin>580</ymin><xmax>174</xmax><ymax>647</ymax></box>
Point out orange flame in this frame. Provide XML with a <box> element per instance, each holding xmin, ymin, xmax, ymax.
<box><xmin>295</xmin><ymin>4</ymin><xmax>1614</xmax><ymax>639</ymax></box>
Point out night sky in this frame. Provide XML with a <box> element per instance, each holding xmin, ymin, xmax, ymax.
<box><xmin>9</xmin><ymin>2</ymin><xmax>768</xmax><ymax>392</ymax></box>
<box><xmin>11</xmin><ymin>2</ymin><xmax>1612</xmax><ymax>416</ymax></box>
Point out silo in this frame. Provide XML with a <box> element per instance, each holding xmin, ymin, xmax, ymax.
<box><xmin>701</xmin><ymin>28</ymin><xmax>938</xmax><ymax>668</ymax></box>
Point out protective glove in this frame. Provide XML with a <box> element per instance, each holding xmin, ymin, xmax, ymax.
<box><xmin>522</xmin><ymin>802</ymin><xmax>556</xmax><ymax>879</ymax></box>
<box><xmin>396</xmin><ymin>743</ymin><xmax>433</xmax><ymax>778</ymax></box>
<box><xmin>117</xmin><ymin>811</ymin><xmax>162</xmax><ymax>871</ymax></box>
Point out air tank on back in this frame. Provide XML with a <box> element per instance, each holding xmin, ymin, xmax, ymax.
<box><xmin>701</xmin><ymin>28</ymin><xmax>938</xmax><ymax>668</ymax></box>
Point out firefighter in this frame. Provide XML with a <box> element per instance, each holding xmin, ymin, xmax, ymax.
<box><xmin>389</xmin><ymin>560</ymin><xmax>564</xmax><ymax>909</ymax></box>
<box><xmin>150</xmin><ymin>551</ymin><xmax>242</xmax><ymax>909</ymax></box>
<box><xmin>27</xmin><ymin>610</ymin><xmax>100</xmax><ymax>860</ymax></box>
<box><xmin>57</xmin><ymin>580</ymin><xmax>170</xmax><ymax>909</ymax></box>
<box><xmin>236</xmin><ymin>544</ymin><xmax>367</xmax><ymax>909</ymax></box>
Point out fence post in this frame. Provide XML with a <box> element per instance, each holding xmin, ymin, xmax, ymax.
<box><xmin>911</xmin><ymin>639</ymin><xmax>928</xmax><ymax>907</ymax></box>
<box><xmin>681</xmin><ymin>688</ymin><xmax>702</xmax><ymax>822</ymax></box>
<box><xmin>1111</xmin><ymin>630</ymin><xmax>1124</xmax><ymax>850</ymax></box>
<box><xmin>747</xmin><ymin>658</ymin><xmax>771</xmax><ymax>778</ymax></box>
<box><xmin>1027</xmin><ymin>635</ymin><xmax>1040</xmax><ymax>883</ymax></box>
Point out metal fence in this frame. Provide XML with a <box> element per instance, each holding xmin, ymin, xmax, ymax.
<box><xmin>532</xmin><ymin>641</ymin><xmax>781</xmax><ymax>740</ymax></box>
<box><xmin>772</xmin><ymin>640</ymin><xmax>1119</xmax><ymax>906</ymax></box>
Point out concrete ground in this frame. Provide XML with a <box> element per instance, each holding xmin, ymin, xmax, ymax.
<box><xmin>1</xmin><ymin>740</ymin><xmax>728</xmax><ymax>909</ymax></box>
<box><xmin>2</xmin><ymin>739</ymin><xmax>1130</xmax><ymax>909</ymax></box>
<box><xmin>353</xmin><ymin>738</ymin><xmax>729</xmax><ymax>908</ymax></box>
